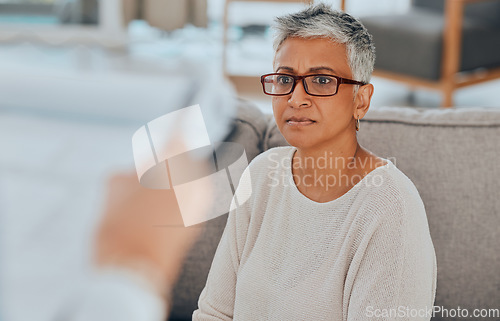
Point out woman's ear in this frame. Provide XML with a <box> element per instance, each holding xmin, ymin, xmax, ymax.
<box><xmin>354</xmin><ymin>84</ymin><xmax>374</xmax><ymax>119</ymax></box>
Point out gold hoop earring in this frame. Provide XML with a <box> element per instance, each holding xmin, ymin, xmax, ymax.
<box><xmin>355</xmin><ymin>116</ymin><xmax>360</xmax><ymax>131</ymax></box>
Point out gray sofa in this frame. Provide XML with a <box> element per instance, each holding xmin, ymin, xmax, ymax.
<box><xmin>168</xmin><ymin>100</ymin><xmax>500</xmax><ymax>321</ymax></box>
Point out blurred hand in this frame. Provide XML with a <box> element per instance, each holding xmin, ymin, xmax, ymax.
<box><xmin>95</xmin><ymin>147</ymin><xmax>213</xmax><ymax>299</ymax></box>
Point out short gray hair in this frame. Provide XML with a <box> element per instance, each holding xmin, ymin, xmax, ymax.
<box><xmin>273</xmin><ymin>3</ymin><xmax>375</xmax><ymax>84</ymax></box>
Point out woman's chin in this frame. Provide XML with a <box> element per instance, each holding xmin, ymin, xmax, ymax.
<box><xmin>284</xmin><ymin>137</ymin><xmax>315</xmax><ymax>151</ymax></box>
<box><xmin>279</xmin><ymin>126</ymin><xmax>320</xmax><ymax>151</ymax></box>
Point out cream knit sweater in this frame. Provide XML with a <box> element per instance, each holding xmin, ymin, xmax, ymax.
<box><xmin>193</xmin><ymin>146</ymin><xmax>437</xmax><ymax>321</ymax></box>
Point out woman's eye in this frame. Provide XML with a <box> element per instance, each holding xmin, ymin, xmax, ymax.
<box><xmin>277</xmin><ymin>76</ymin><xmax>292</xmax><ymax>84</ymax></box>
<box><xmin>313</xmin><ymin>76</ymin><xmax>332</xmax><ymax>85</ymax></box>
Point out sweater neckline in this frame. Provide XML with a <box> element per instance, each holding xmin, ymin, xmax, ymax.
<box><xmin>285</xmin><ymin>147</ymin><xmax>393</xmax><ymax>206</ymax></box>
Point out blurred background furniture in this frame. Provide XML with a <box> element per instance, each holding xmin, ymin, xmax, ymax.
<box><xmin>122</xmin><ymin>0</ymin><xmax>208</xmax><ymax>32</ymax></box>
<box><xmin>359</xmin><ymin>0</ymin><xmax>500</xmax><ymax>107</ymax></box>
<box><xmin>55</xmin><ymin>0</ymin><xmax>99</xmax><ymax>24</ymax></box>
<box><xmin>169</xmin><ymin>101</ymin><xmax>500</xmax><ymax>321</ymax></box>
<box><xmin>56</xmin><ymin>0</ymin><xmax>209</xmax><ymax>30</ymax></box>
<box><xmin>0</xmin><ymin>0</ymin><xmax>127</xmax><ymax>46</ymax></box>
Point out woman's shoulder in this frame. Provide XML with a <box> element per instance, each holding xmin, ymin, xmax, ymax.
<box><xmin>356</xmin><ymin>155</ymin><xmax>425</xmax><ymax>217</ymax></box>
<box><xmin>355</xmin><ymin>149</ymin><xmax>418</xmax><ymax>198</ymax></box>
<box><xmin>379</xmin><ymin>161</ymin><xmax>421</xmax><ymax>199</ymax></box>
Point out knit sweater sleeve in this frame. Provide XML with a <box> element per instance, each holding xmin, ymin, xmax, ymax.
<box><xmin>192</xmin><ymin>170</ymin><xmax>253</xmax><ymax>320</ymax></box>
<box><xmin>343</xmin><ymin>182</ymin><xmax>437</xmax><ymax>321</ymax></box>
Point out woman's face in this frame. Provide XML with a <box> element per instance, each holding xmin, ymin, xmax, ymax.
<box><xmin>272</xmin><ymin>37</ymin><xmax>366</xmax><ymax>153</ymax></box>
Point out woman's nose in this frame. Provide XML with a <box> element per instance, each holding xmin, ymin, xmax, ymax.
<box><xmin>288</xmin><ymin>80</ymin><xmax>311</xmax><ymax>108</ymax></box>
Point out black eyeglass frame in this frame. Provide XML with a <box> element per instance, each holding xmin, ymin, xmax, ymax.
<box><xmin>260</xmin><ymin>73</ymin><xmax>367</xmax><ymax>97</ymax></box>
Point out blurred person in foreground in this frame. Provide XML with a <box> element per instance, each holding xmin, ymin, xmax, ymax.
<box><xmin>193</xmin><ymin>4</ymin><xmax>436</xmax><ymax>320</ymax></box>
<box><xmin>62</xmin><ymin>140</ymin><xmax>213</xmax><ymax>321</ymax></box>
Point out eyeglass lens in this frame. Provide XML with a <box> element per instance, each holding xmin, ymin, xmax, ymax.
<box><xmin>263</xmin><ymin>74</ymin><xmax>338</xmax><ymax>96</ymax></box>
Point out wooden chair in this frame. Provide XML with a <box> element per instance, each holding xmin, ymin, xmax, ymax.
<box><xmin>354</xmin><ymin>0</ymin><xmax>500</xmax><ymax>107</ymax></box>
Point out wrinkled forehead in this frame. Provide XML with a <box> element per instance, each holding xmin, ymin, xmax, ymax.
<box><xmin>272</xmin><ymin>37</ymin><xmax>351</xmax><ymax>77</ymax></box>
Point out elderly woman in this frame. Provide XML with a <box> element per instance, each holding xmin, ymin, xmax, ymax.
<box><xmin>193</xmin><ymin>4</ymin><xmax>436</xmax><ymax>320</ymax></box>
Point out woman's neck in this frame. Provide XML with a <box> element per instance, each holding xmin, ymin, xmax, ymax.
<box><xmin>291</xmin><ymin>139</ymin><xmax>363</xmax><ymax>203</ymax></box>
<box><xmin>293</xmin><ymin>137</ymin><xmax>360</xmax><ymax>174</ymax></box>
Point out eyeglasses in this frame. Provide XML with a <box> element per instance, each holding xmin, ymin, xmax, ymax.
<box><xmin>260</xmin><ymin>73</ymin><xmax>367</xmax><ymax>97</ymax></box>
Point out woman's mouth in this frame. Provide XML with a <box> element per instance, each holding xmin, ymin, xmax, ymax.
<box><xmin>286</xmin><ymin>117</ymin><xmax>316</xmax><ymax>126</ymax></box>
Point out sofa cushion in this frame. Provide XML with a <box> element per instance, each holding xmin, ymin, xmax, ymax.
<box><xmin>264</xmin><ymin>106</ymin><xmax>500</xmax><ymax>321</ymax></box>
<box><xmin>361</xmin><ymin>9</ymin><xmax>500</xmax><ymax>80</ymax></box>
